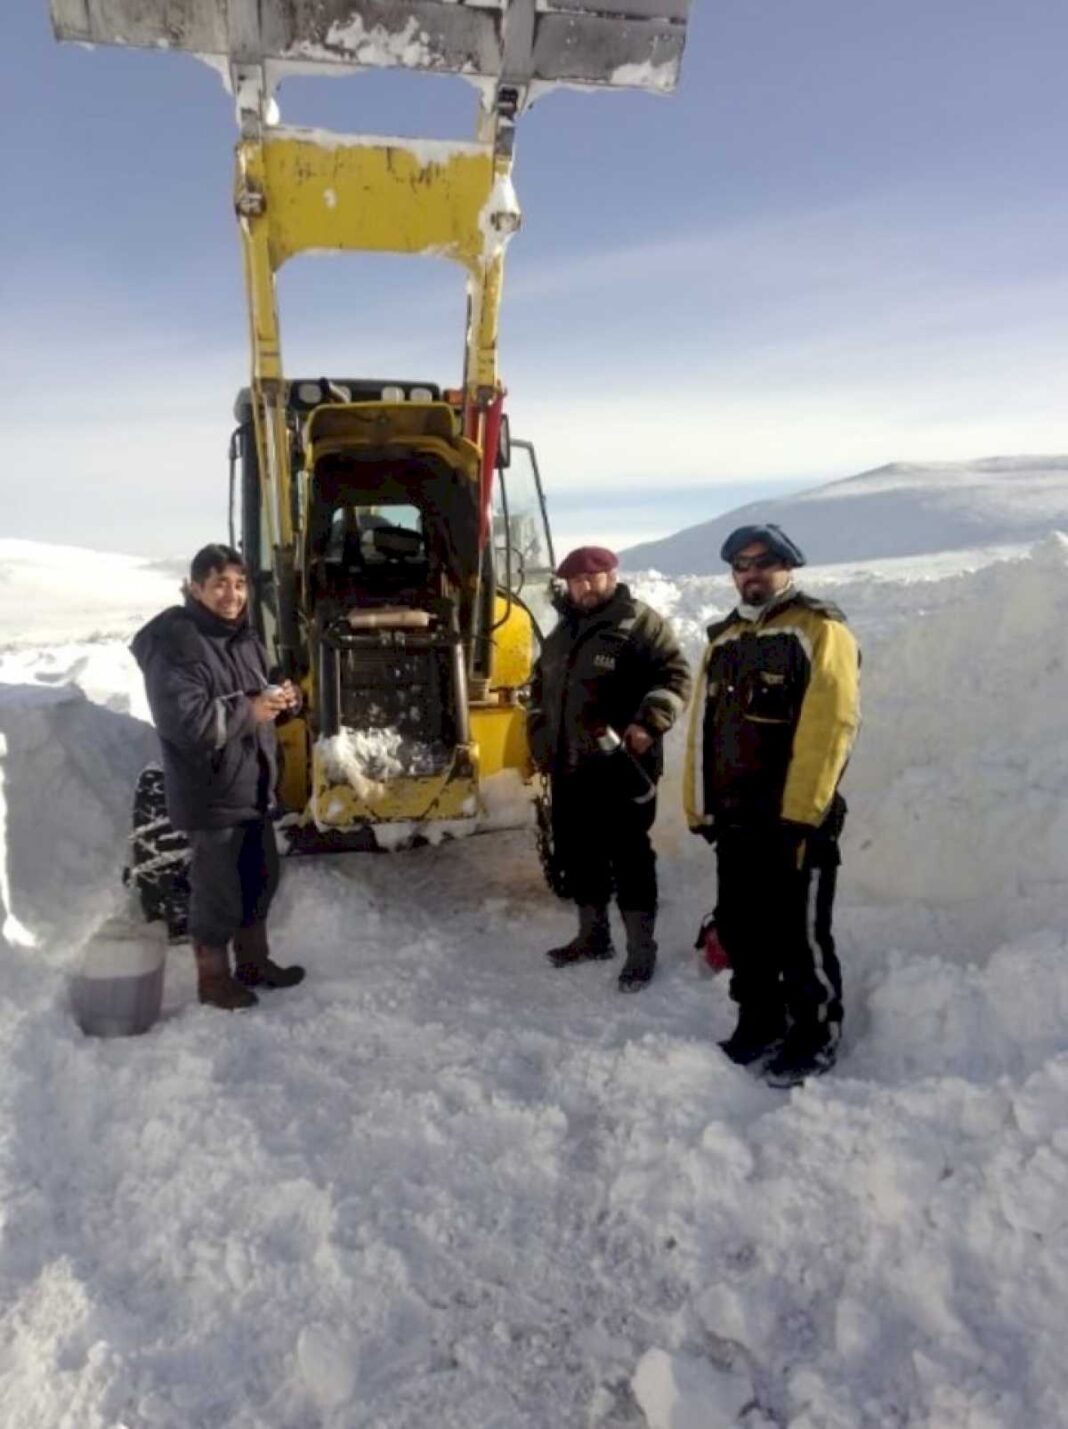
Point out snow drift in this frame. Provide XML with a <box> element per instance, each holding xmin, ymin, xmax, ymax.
<box><xmin>0</xmin><ymin>685</ymin><xmax>156</xmax><ymax>953</ymax></box>
<box><xmin>845</xmin><ymin>531</ymin><xmax>1068</xmax><ymax>955</ymax></box>
<box><xmin>0</xmin><ymin>536</ymin><xmax>1067</xmax><ymax>1426</ymax></box>
<box><xmin>621</xmin><ymin>455</ymin><xmax>1068</xmax><ymax>572</ymax></box>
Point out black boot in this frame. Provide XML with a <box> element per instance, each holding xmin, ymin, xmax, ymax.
<box><xmin>546</xmin><ymin>905</ymin><xmax>614</xmax><ymax>968</ymax></box>
<box><xmin>618</xmin><ymin>909</ymin><xmax>657</xmax><ymax>992</ymax></box>
<box><xmin>194</xmin><ymin>943</ymin><xmax>259</xmax><ymax>1010</ymax></box>
<box><xmin>764</xmin><ymin>1022</ymin><xmax>839</xmax><ymax>1088</ymax></box>
<box><xmin>719</xmin><ymin>1005</ymin><xmax>786</xmax><ymax>1066</ymax></box>
<box><xmin>233</xmin><ymin>922</ymin><xmax>305</xmax><ymax>990</ymax></box>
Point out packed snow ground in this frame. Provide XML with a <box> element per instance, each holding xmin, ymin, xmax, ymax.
<box><xmin>0</xmin><ymin>534</ymin><xmax>1067</xmax><ymax>1427</ymax></box>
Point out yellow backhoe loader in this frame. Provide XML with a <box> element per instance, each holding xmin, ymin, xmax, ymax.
<box><xmin>51</xmin><ymin>0</ymin><xmax>691</xmax><ymax>848</ymax></box>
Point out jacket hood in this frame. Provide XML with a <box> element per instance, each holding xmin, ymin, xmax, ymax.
<box><xmin>130</xmin><ymin>598</ymin><xmax>251</xmax><ymax>671</ymax></box>
<box><xmin>130</xmin><ymin>606</ymin><xmax>185</xmax><ymax>672</ymax></box>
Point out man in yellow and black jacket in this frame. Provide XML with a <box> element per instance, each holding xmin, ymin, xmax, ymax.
<box><xmin>684</xmin><ymin>524</ymin><xmax>860</xmax><ymax>1086</ymax></box>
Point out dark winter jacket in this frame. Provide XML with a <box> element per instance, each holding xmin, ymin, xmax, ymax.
<box><xmin>527</xmin><ymin>583</ymin><xmax>692</xmax><ymax>782</ymax></box>
<box><xmin>131</xmin><ymin>598</ymin><xmax>278</xmax><ymax>831</ymax></box>
<box><xmin>684</xmin><ymin>589</ymin><xmax>860</xmax><ymax>832</ymax></box>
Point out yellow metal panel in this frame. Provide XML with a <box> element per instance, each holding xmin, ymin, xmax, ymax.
<box><xmin>469</xmin><ymin>704</ymin><xmax>530</xmax><ymax>777</ymax></box>
<box><xmin>304</xmin><ymin>403</ymin><xmax>482</xmax><ymax>487</ymax></box>
<box><xmin>276</xmin><ymin>718</ymin><xmax>310</xmax><ymax>812</ymax></box>
<box><xmin>307</xmin><ymin>401</ymin><xmax>461</xmax><ymax>447</ymax></box>
<box><xmin>257</xmin><ymin>133</ymin><xmax>496</xmax><ymax>273</ymax></box>
<box><xmin>308</xmin><ymin>742</ymin><xmax>480</xmax><ymax>827</ymax></box>
<box><xmin>489</xmin><ymin>595</ymin><xmax>534</xmax><ymax>692</ymax></box>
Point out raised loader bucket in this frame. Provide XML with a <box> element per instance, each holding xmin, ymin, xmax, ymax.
<box><xmin>50</xmin><ymin>0</ymin><xmax>691</xmax><ymax>95</ymax></box>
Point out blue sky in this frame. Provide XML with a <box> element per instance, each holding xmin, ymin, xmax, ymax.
<box><xmin>3</xmin><ymin>1</ymin><xmax>1067</xmax><ymax>556</ymax></box>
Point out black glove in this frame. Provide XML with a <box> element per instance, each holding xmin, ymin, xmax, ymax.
<box><xmin>692</xmin><ymin>822</ymin><xmax>717</xmax><ymax>846</ymax></box>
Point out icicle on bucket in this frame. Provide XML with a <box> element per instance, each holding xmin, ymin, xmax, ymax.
<box><xmin>71</xmin><ymin>907</ymin><xmax>167</xmax><ymax>1038</ymax></box>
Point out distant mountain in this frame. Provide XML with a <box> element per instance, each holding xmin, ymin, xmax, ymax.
<box><xmin>620</xmin><ymin>456</ymin><xmax>1068</xmax><ymax>574</ymax></box>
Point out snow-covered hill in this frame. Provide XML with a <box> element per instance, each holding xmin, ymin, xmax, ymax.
<box><xmin>1</xmin><ymin>534</ymin><xmax>1068</xmax><ymax>1426</ymax></box>
<box><xmin>621</xmin><ymin>455</ymin><xmax>1068</xmax><ymax>573</ymax></box>
<box><xmin>0</xmin><ymin>540</ymin><xmax>183</xmax><ymax>652</ymax></box>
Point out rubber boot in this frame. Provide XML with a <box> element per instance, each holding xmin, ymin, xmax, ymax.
<box><xmin>233</xmin><ymin>921</ymin><xmax>305</xmax><ymax>990</ymax></box>
<box><xmin>618</xmin><ymin>909</ymin><xmax>657</xmax><ymax>992</ymax></box>
<box><xmin>546</xmin><ymin>904</ymin><xmax>614</xmax><ymax>968</ymax></box>
<box><xmin>194</xmin><ymin>942</ymin><xmax>258</xmax><ymax>1010</ymax></box>
<box><xmin>763</xmin><ymin>1020</ymin><xmax>839</xmax><ymax>1088</ymax></box>
<box><xmin>718</xmin><ymin>1005</ymin><xmax>786</xmax><ymax>1067</ymax></box>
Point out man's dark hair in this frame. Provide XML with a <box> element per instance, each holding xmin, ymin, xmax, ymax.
<box><xmin>190</xmin><ymin>544</ymin><xmax>246</xmax><ymax>584</ymax></box>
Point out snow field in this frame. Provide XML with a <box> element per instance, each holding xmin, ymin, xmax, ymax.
<box><xmin>0</xmin><ymin>535</ymin><xmax>1066</xmax><ymax>1424</ymax></box>
<box><xmin>0</xmin><ymin>541</ymin><xmax>183</xmax><ymax>653</ymax></box>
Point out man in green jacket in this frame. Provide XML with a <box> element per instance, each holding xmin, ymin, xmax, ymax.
<box><xmin>528</xmin><ymin>547</ymin><xmax>692</xmax><ymax>991</ymax></box>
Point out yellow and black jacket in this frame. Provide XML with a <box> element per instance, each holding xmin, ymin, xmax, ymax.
<box><xmin>684</xmin><ymin>590</ymin><xmax>860</xmax><ymax>832</ymax></box>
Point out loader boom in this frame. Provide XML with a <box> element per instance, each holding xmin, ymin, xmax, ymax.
<box><xmin>49</xmin><ymin>0</ymin><xmax>692</xmax><ymax>841</ymax></box>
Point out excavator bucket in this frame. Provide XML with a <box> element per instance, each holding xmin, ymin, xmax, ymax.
<box><xmin>50</xmin><ymin>0</ymin><xmax>691</xmax><ymax>96</ymax></box>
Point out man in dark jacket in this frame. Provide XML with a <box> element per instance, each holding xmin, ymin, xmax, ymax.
<box><xmin>131</xmin><ymin>544</ymin><xmax>305</xmax><ymax>1010</ymax></box>
<box><xmin>685</xmin><ymin>524</ymin><xmax>860</xmax><ymax>1085</ymax></box>
<box><xmin>528</xmin><ymin>546</ymin><xmax>691</xmax><ymax>991</ymax></box>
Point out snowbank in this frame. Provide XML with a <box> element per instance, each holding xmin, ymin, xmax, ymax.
<box><xmin>0</xmin><ymin>685</ymin><xmax>156</xmax><ymax>954</ymax></box>
<box><xmin>844</xmin><ymin>531</ymin><xmax>1068</xmax><ymax>955</ymax></box>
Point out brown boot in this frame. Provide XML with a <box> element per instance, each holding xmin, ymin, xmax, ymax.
<box><xmin>193</xmin><ymin>942</ymin><xmax>258</xmax><ymax>1010</ymax></box>
<box><xmin>233</xmin><ymin>922</ymin><xmax>305</xmax><ymax>990</ymax></box>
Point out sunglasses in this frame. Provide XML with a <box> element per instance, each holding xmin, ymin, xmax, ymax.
<box><xmin>731</xmin><ymin>553</ymin><xmax>782</xmax><ymax>574</ymax></box>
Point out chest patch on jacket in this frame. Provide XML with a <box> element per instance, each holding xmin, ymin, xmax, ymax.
<box><xmin>593</xmin><ymin>653</ymin><xmax>617</xmax><ymax>671</ymax></box>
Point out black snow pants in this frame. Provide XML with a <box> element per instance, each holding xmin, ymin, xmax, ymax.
<box><xmin>714</xmin><ymin>820</ymin><xmax>843</xmax><ymax>1038</ymax></box>
<box><xmin>187</xmin><ymin>816</ymin><xmax>280</xmax><ymax>948</ymax></box>
<box><xmin>552</xmin><ymin>764</ymin><xmax>658</xmax><ymax>913</ymax></box>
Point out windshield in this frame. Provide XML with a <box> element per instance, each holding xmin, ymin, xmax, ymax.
<box><xmin>493</xmin><ymin>441</ymin><xmax>556</xmax><ymax>639</ymax></box>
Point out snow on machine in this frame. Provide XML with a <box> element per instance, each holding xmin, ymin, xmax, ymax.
<box><xmin>50</xmin><ymin>0</ymin><xmax>692</xmax><ymax>848</ymax></box>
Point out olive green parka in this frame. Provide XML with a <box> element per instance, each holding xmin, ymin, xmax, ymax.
<box><xmin>527</xmin><ymin>583</ymin><xmax>692</xmax><ymax>779</ymax></box>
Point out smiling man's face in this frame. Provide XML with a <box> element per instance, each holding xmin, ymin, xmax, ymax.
<box><xmin>190</xmin><ymin>563</ymin><xmax>248</xmax><ymax>622</ymax></box>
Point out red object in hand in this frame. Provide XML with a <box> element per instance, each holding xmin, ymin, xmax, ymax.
<box><xmin>695</xmin><ymin>913</ymin><xmax>731</xmax><ymax>973</ymax></box>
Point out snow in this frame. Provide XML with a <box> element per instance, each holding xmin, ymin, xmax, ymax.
<box><xmin>622</xmin><ymin>455</ymin><xmax>1068</xmax><ymax>573</ymax></box>
<box><xmin>318</xmin><ymin>726</ymin><xmax>444</xmax><ymax>789</ymax></box>
<box><xmin>0</xmin><ymin>540</ymin><xmax>182</xmax><ymax>652</ymax></box>
<box><xmin>477</xmin><ymin>172</ymin><xmax>523</xmax><ymax>258</ymax></box>
<box><xmin>608</xmin><ymin>60</ymin><xmax>679</xmax><ymax>93</ymax></box>
<box><xmin>270</xmin><ymin>126</ymin><xmax>488</xmax><ymax>163</ymax></box>
<box><xmin>1</xmin><ymin>522</ymin><xmax>1068</xmax><ymax>1426</ymax></box>
<box><xmin>293</xmin><ymin>17</ymin><xmax>440</xmax><ymax>73</ymax></box>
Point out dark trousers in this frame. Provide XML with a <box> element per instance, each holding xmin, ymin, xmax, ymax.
<box><xmin>187</xmin><ymin>817</ymin><xmax>280</xmax><ymax>947</ymax></box>
<box><xmin>714</xmin><ymin>825</ymin><xmax>843</xmax><ymax>1035</ymax></box>
<box><xmin>552</xmin><ymin>766</ymin><xmax>658</xmax><ymax>912</ymax></box>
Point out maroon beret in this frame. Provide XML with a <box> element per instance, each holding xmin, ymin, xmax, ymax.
<box><xmin>555</xmin><ymin>545</ymin><xmax>619</xmax><ymax>580</ymax></box>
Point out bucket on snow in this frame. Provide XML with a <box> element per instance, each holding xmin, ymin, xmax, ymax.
<box><xmin>71</xmin><ymin>908</ymin><xmax>167</xmax><ymax>1038</ymax></box>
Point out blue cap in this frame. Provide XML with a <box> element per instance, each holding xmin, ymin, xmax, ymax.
<box><xmin>720</xmin><ymin>523</ymin><xmax>806</xmax><ymax>568</ymax></box>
